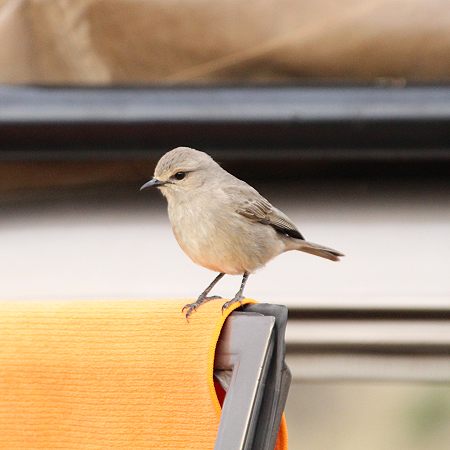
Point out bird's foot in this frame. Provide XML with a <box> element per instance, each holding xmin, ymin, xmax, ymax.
<box><xmin>221</xmin><ymin>295</ymin><xmax>244</xmax><ymax>314</ymax></box>
<box><xmin>182</xmin><ymin>295</ymin><xmax>222</xmax><ymax>320</ymax></box>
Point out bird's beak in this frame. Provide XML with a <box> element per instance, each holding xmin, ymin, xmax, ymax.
<box><xmin>140</xmin><ymin>178</ymin><xmax>165</xmax><ymax>191</ymax></box>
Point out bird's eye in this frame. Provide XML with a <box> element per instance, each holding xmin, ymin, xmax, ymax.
<box><xmin>174</xmin><ymin>172</ymin><xmax>186</xmax><ymax>180</ymax></box>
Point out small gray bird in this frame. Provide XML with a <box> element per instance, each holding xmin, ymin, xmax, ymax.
<box><xmin>141</xmin><ymin>147</ymin><xmax>344</xmax><ymax>318</ymax></box>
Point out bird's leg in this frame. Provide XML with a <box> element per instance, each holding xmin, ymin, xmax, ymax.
<box><xmin>182</xmin><ymin>273</ymin><xmax>225</xmax><ymax>319</ymax></box>
<box><xmin>221</xmin><ymin>272</ymin><xmax>250</xmax><ymax>313</ymax></box>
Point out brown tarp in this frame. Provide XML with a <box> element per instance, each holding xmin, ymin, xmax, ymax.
<box><xmin>0</xmin><ymin>0</ymin><xmax>449</xmax><ymax>84</ymax></box>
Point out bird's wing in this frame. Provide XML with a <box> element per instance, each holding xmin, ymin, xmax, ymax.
<box><xmin>225</xmin><ymin>184</ymin><xmax>305</xmax><ymax>240</ymax></box>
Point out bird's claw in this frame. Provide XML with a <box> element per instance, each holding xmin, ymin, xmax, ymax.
<box><xmin>221</xmin><ymin>295</ymin><xmax>244</xmax><ymax>314</ymax></box>
<box><xmin>182</xmin><ymin>303</ymin><xmax>198</xmax><ymax>320</ymax></box>
<box><xmin>182</xmin><ymin>295</ymin><xmax>223</xmax><ymax>320</ymax></box>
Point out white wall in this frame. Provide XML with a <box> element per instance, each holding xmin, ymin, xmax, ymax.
<box><xmin>1</xmin><ymin>179</ymin><xmax>449</xmax><ymax>307</ymax></box>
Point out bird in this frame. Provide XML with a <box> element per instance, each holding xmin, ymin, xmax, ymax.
<box><xmin>140</xmin><ymin>147</ymin><xmax>344</xmax><ymax>319</ymax></box>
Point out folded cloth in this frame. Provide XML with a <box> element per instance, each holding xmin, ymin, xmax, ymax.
<box><xmin>0</xmin><ymin>299</ymin><xmax>287</xmax><ymax>449</ymax></box>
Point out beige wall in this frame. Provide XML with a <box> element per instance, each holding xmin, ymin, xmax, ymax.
<box><xmin>1</xmin><ymin>0</ymin><xmax>449</xmax><ymax>84</ymax></box>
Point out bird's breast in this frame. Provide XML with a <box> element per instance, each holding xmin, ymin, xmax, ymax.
<box><xmin>167</xmin><ymin>197</ymin><xmax>284</xmax><ymax>275</ymax></box>
<box><xmin>169</xmin><ymin>200</ymin><xmax>233</xmax><ymax>272</ymax></box>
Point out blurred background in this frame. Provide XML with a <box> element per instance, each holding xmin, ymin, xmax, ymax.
<box><xmin>1</xmin><ymin>0</ymin><xmax>449</xmax><ymax>449</ymax></box>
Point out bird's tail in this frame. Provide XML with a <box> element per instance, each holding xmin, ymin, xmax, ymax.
<box><xmin>296</xmin><ymin>241</ymin><xmax>344</xmax><ymax>262</ymax></box>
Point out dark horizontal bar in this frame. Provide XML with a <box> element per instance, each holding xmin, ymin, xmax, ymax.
<box><xmin>286</xmin><ymin>344</ymin><xmax>450</xmax><ymax>356</ymax></box>
<box><xmin>0</xmin><ymin>85</ymin><xmax>449</xmax><ymax>159</ymax></box>
<box><xmin>2</xmin><ymin>85</ymin><xmax>450</xmax><ymax>123</ymax></box>
<box><xmin>287</xmin><ymin>308</ymin><xmax>450</xmax><ymax>321</ymax></box>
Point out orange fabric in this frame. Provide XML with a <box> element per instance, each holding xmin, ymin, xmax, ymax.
<box><xmin>0</xmin><ymin>299</ymin><xmax>287</xmax><ymax>449</ymax></box>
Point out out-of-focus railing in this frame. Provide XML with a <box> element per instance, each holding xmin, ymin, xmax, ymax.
<box><xmin>286</xmin><ymin>302</ymin><xmax>450</xmax><ymax>383</ymax></box>
<box><xmin>1</xmin><ymin>85</ymin><xmax>449</xmax><ymax>162</ymax></box>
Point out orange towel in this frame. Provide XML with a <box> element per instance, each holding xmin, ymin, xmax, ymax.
<box><xmin>0</xmin><ymin>299</ymin><xmax>287</xmax><ymax>449</ymax></box>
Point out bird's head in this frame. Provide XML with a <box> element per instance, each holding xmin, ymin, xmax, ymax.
<box><xmin>140</xmin><ymin>147</ymin><xmax>219</xmax><ymax>200</ymax></box>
